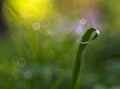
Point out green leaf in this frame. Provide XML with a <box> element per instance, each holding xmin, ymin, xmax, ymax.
<box><xmin>71</xmin><ymin>28</ymin><xmax>100</xmax><ymax>89</ymax></box>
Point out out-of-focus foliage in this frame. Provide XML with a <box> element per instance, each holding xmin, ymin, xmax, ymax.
<box><xmin>0</xmin><ymin>0</ymin><xmax>120</xmax><ymax>89</ymax></box>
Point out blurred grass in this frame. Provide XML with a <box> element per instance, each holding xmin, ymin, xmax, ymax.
<box><xmin>0</xmin><ymin>0</ymin><xmax>120</xmax><ymax>89</ymax></box>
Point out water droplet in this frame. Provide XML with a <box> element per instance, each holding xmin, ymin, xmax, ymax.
<box><xmin>32</xmin><ymin>22</ymin><xmax>40</xmax><ymax>30</ymax></box>
<box><xmin>96</xmin><ymin>29</ymin><xmax>100</xmax><ymax>35</ymax></box>
<box><xmin>24</xmin><ymin>70</ymin><xmax>32</xmax><ymax>79</ymax></box>
<box><xmin>17</xmin><ymin>58</ymin><xmax>26</xmax><ymax>67</ymax></box>
<box><xmin>80</xmin><ymin>18</ymin><xmax>87</xmax><ymax>25</ymax></box>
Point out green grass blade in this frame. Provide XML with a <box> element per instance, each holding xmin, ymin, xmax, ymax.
<box><xmin>71</xmin><ymin>28</ymin><xmax>99</xmax><ymax>89</ymax></box>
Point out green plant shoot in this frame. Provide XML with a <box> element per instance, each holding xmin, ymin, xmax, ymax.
<box><xmin>71</xmin><ymin>28</ymin><xmax>100</xmax><ymax>89</ymax></box>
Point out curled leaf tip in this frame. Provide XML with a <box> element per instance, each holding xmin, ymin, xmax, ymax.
<box><xmin>71</xmin><ymin>27</ymin><xmax>100</xmax><ymax>89</ymax></box>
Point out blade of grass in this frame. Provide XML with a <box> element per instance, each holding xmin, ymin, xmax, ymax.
<box><xmin>71</xmin><ymin>28</ymin><xmax>100</xmax><ymax>89</ymax></box>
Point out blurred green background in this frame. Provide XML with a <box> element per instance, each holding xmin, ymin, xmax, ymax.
<box><xmin>0</xmin><ymin>0</ymin><xmax>120</xmax><ymax>89</ymax></box>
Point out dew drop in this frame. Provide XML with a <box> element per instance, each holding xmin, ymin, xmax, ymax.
<box><xmin>96</xmin><ymin>29</ymin><xmax>100</xmax><ymax>35</ymax></box>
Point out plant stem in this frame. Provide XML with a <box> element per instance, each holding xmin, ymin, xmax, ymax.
<box><xmin>71</xmin><ymin>28</ymin><xmax>99</xmax><ymax>89</ymax></box>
